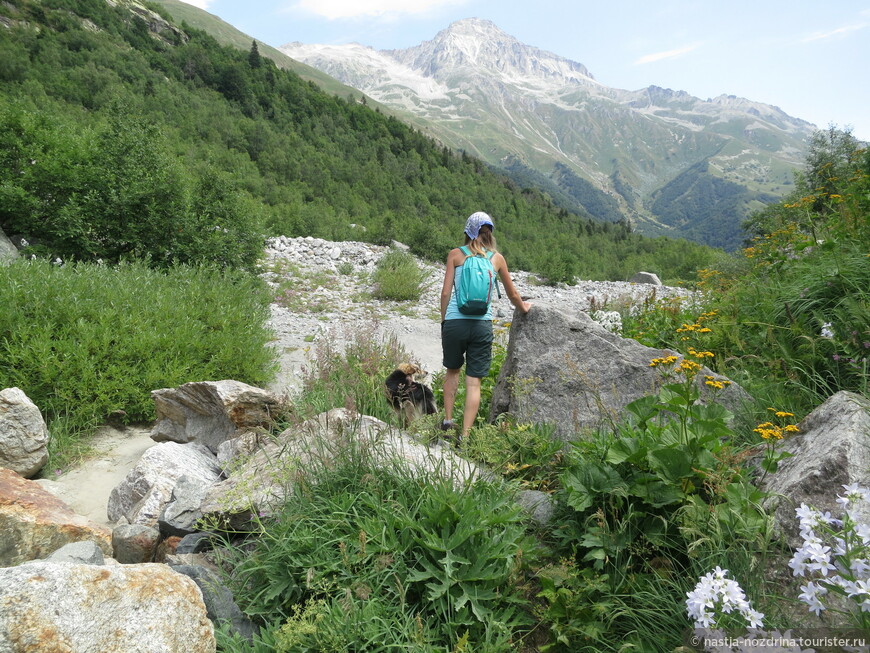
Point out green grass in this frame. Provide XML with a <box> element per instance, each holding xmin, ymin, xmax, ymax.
<box><xmin>213</xmin><ymin>443</ymin><xmax>537</xmax><ymax>652</ymax></box>
<box><xmin>372</xmin><ymin>249</ymin><xmax>429</xmax><ymax>302</ymax></box>
<box><xmin>0</xmin><ymin>259</ymin><xmax>276</xmax><ymax>470</ymax></box>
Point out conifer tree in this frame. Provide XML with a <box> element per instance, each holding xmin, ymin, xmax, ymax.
<box><xmin>248</xmin><ymin>40</ymin><xmax>261</xmax><ymax>68</ymax></box>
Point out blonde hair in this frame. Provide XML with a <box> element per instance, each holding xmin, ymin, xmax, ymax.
<box><xmin>464</xmin><ymin>225</ymin><xmax>497</xmax><ymax>257</ymax></box>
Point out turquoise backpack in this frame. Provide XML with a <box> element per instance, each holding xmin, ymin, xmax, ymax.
<box><xmin>454</xmin><ymin>246</ymin><xmax>500</xmax><ymax>315</ymax></box>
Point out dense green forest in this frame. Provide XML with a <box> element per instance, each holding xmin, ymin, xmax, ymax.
<box><xmin>649</xmin><ymin>160</ymin><xmax>780</xmax><ymax>251</ymax></box>
<box><xmin>0</xmin><ymin>0</ymin><xmax>720</xmax><ymax>282</ymax></box>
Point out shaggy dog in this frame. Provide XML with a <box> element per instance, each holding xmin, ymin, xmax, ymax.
<box><xmin>384</xmin><ymin>363</ymin><xmax>437</xmax><ymax>426</ymax></box>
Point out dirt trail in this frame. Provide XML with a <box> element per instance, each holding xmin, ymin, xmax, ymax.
<box><xmin>37</xmin><ymin>425</ymin><xmax>154</xmax><ymax>527</ymax></box>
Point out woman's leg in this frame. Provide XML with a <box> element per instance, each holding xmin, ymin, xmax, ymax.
<box><xmin>462</xmin><ymin>375</ymin><xmax>481</xmax><ymax>437</ymax></box>
<box><xmin>443</xmin><ymin>367</ymin><xmax>461</xmax><ymax>424</ymax></box>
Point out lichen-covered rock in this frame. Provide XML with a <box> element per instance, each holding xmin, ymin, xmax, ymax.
<box><xmin>0</xmin><ymin>561</ymin><xmax>215</xmax><ymax>652</ymax></box>
<box><xmin>0</xmin><ymin>468</ymin><xmax>112</xmax><ymax>566</ymax></box>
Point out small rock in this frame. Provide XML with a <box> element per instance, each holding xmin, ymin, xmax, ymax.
<box><xmin>46</xmin><ymin>540</ymin><xmax>106</xmax><ymax>565</ymax></box>
<box><xmin>629</xmin><ymin>271</ymin><xmax>662</xmax><ymax>285</ymax></box>
<box><xmin>112</xmin><ymin>523</ymin><xmax>161</xmax><ymax>563</ymax></box>
<box><xmin>170</xmin><ymin>564</ymin><xmax>256</xmax><ymax>642</ymax></box>
<box><xmin>176</xmin><ymin>531</ymin><xmax>220</xmax><ymax>555</ymax></box>
<box><xmin>516</xmin><ymin>490</ymin><xmax>555</xmax><ymax>527</ymax></box>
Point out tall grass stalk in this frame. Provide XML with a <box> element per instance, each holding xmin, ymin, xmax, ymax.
<box><xmin>297</xmin><ymin>322</ymin><xmax>418</xmax><ymax>424</ymax></box>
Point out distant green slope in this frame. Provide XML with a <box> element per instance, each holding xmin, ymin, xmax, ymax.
<box><xmin>150</xmin><ymin>0</ymin><xmax>374</xmax><ymax>102</ymax></box>
<box><xmin>649</xmin><ymin>161</ymin><xmax>780</xmax><ymax>251</ymax></box>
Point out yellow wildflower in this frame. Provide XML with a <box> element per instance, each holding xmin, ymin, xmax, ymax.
<box><xmin>754</xmin><ymin>422</ymin><xmax>784</xmax><ymax>440</ymax></box>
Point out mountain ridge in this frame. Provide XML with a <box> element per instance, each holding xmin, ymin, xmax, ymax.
<box><xmin>281</xmin><ymin>18</ymin><xmax>817</xmax><ymax>249</ymax></box>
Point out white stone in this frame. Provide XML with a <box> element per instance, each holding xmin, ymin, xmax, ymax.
<box><xmin>107</xmin><ymin>442</ymin><xmax>221</xmax><ymax>527</ymax></box>
<box><xmin>0</xmin><ymin>387</ymin><xmax>49</xmax><ymax>478</ymax></box>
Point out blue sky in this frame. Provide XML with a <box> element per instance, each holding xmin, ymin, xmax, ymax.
<box><xmin>180</xmin><ymin>0</ymin><xmax>870</xmax><ymax>141</ymax></box>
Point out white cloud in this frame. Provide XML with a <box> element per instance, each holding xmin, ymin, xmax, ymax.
<box><xmin>290</xmin><ymin>0</ymin><xmax>466</xmax><ymax>20</ymax></box>
<box><xmin>803</xmin><ymin>22</ymin><xmax>868</xmax><ymax>43</ymax></box>
<box><xmin>634</xmin><ymin>42</ymin><xmax>702</xmax><ymax>65</ymax></box>
<box><xmin>177</xmin><ymin>0</ymin><xmax>213</xmax><ymax>8</ymax></box>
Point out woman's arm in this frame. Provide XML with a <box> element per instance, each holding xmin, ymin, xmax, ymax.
<box><xmin>440</xmin><ymin>248</ymin><xmax>461</xmax><ymax>321</ymax></box>
<box><xmin>493</xmin><ymin>253</ymin><xmax>531</xmax><ymax>314</ymax></box>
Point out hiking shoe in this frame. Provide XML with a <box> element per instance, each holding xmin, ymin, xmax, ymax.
<box><xmin>439</xmin><ymin>419</ymin><xmax>456</xmax><ymax>432</ymax></box>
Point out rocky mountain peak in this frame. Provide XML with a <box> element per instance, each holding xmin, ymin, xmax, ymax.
<box><xmin>387</xmin><ymin>17</ymin><xmax>594</xmax><ymax>85</ymax></box>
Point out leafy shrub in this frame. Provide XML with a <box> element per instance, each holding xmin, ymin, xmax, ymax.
<box><xmin>534</xmin><ymin>353</ymin><xmax>773</xmax><ymax>651</ymax></box>
<box><xmin>372</xmin><ymin>249</ymin><xmax>429</xmax><ymax>301</ymax></box>
<box><xmin>620</xmin><ymin>293</ymin><xmax>704</xmax><ymax>350</ymax></box>
<box><xmin>0</xmin><ymin>259</ymin><xmax>275</xmax><ymax>469</ymax></box>
<box><xmin>0</xmin><ymin>102</ymin><xmax>265</xmax><ymax>270</ymax></box>
<box><xmin>553</xmin><ymin>353</ymin><xmax>768</xmax><ymax>570</ymax></box>
<box><xmin>463</xmin><ymin>417</ymin><xmax>564</xmax><ymax>491</ymax></box>
<box><xmin>216</xmin><ymin>452</ymin><xmax>537</xmax><ymax>651</ymax></box>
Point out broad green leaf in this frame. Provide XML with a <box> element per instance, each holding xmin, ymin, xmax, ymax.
<box><xmin>605</xmin><ymin>436</ymin><xmax>645</xmax><ymax>465</ymax></box>
<box><xmin>629</xmin><ymin>473</ymin><xmax>684</xmax><ymax>507</ymax></box>
<box><xmin>647</xmin><ymin>446</ymin><xmax>694</xmax><ymax>483</ymax></box>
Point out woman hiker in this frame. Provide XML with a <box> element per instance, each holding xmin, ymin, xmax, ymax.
<box><xmin>439</xmin><ymin>211</ymin><xmax>532</xmax><ymax>439</ymax></box>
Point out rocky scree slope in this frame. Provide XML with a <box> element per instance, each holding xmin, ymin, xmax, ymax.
<box><xmin>260</xmin><ymin>235</ymin><xmax>694</xmax><ymax>395</ymax></box>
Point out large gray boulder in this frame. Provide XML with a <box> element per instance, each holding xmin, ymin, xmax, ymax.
<box><xmin>107</xmin><ymin>441</ymin><xmax>221</xmax><ymax>527</ymax></box>
<box><xmin>0</xmin><ymin>387</ymin><xmax>49</xmax><ymax>478</ymax></box>
<box><xmin>490</xmin><ymin>303</ymin><xmax>749</xmax><ymax>439</ymax></box>
<box><xmin>0</xmin><ymin>228</ymin><xmax>18</xmax><ymax>265</ymax></box>
<box><xmin>150</xmin><ymin>380</ymin><xmax>281</xmax><ymax>454</ymax></box>
<box><xmin>629</xmin><ymin>271</ymin><xmax>662</xmax><ymax>285</ymax></box>
<box><xmin>0</xmin><ymin>561</ymin><xmax>215</xmax><ymax>652</ymax></box>
<box><xmin>200</xmin><ymin>408</ymin><xmax>480</xmax><ymax>530</ymax></box>
<box><xmin>756</xmin><ymin>391</ymin><xmax>870</xmax><ymax>549</ymax></box>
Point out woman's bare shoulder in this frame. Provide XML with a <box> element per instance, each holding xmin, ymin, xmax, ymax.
<box><xmin>446</xmin><ymin>247</ymin><xmax>464</xmax><ymax>262</ymax></box>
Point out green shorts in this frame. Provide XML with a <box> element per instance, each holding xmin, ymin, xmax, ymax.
<box><xmin>441</xmin><ymin>319</ymin><xmax>494</xmax><ymax>378</ymax></box>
